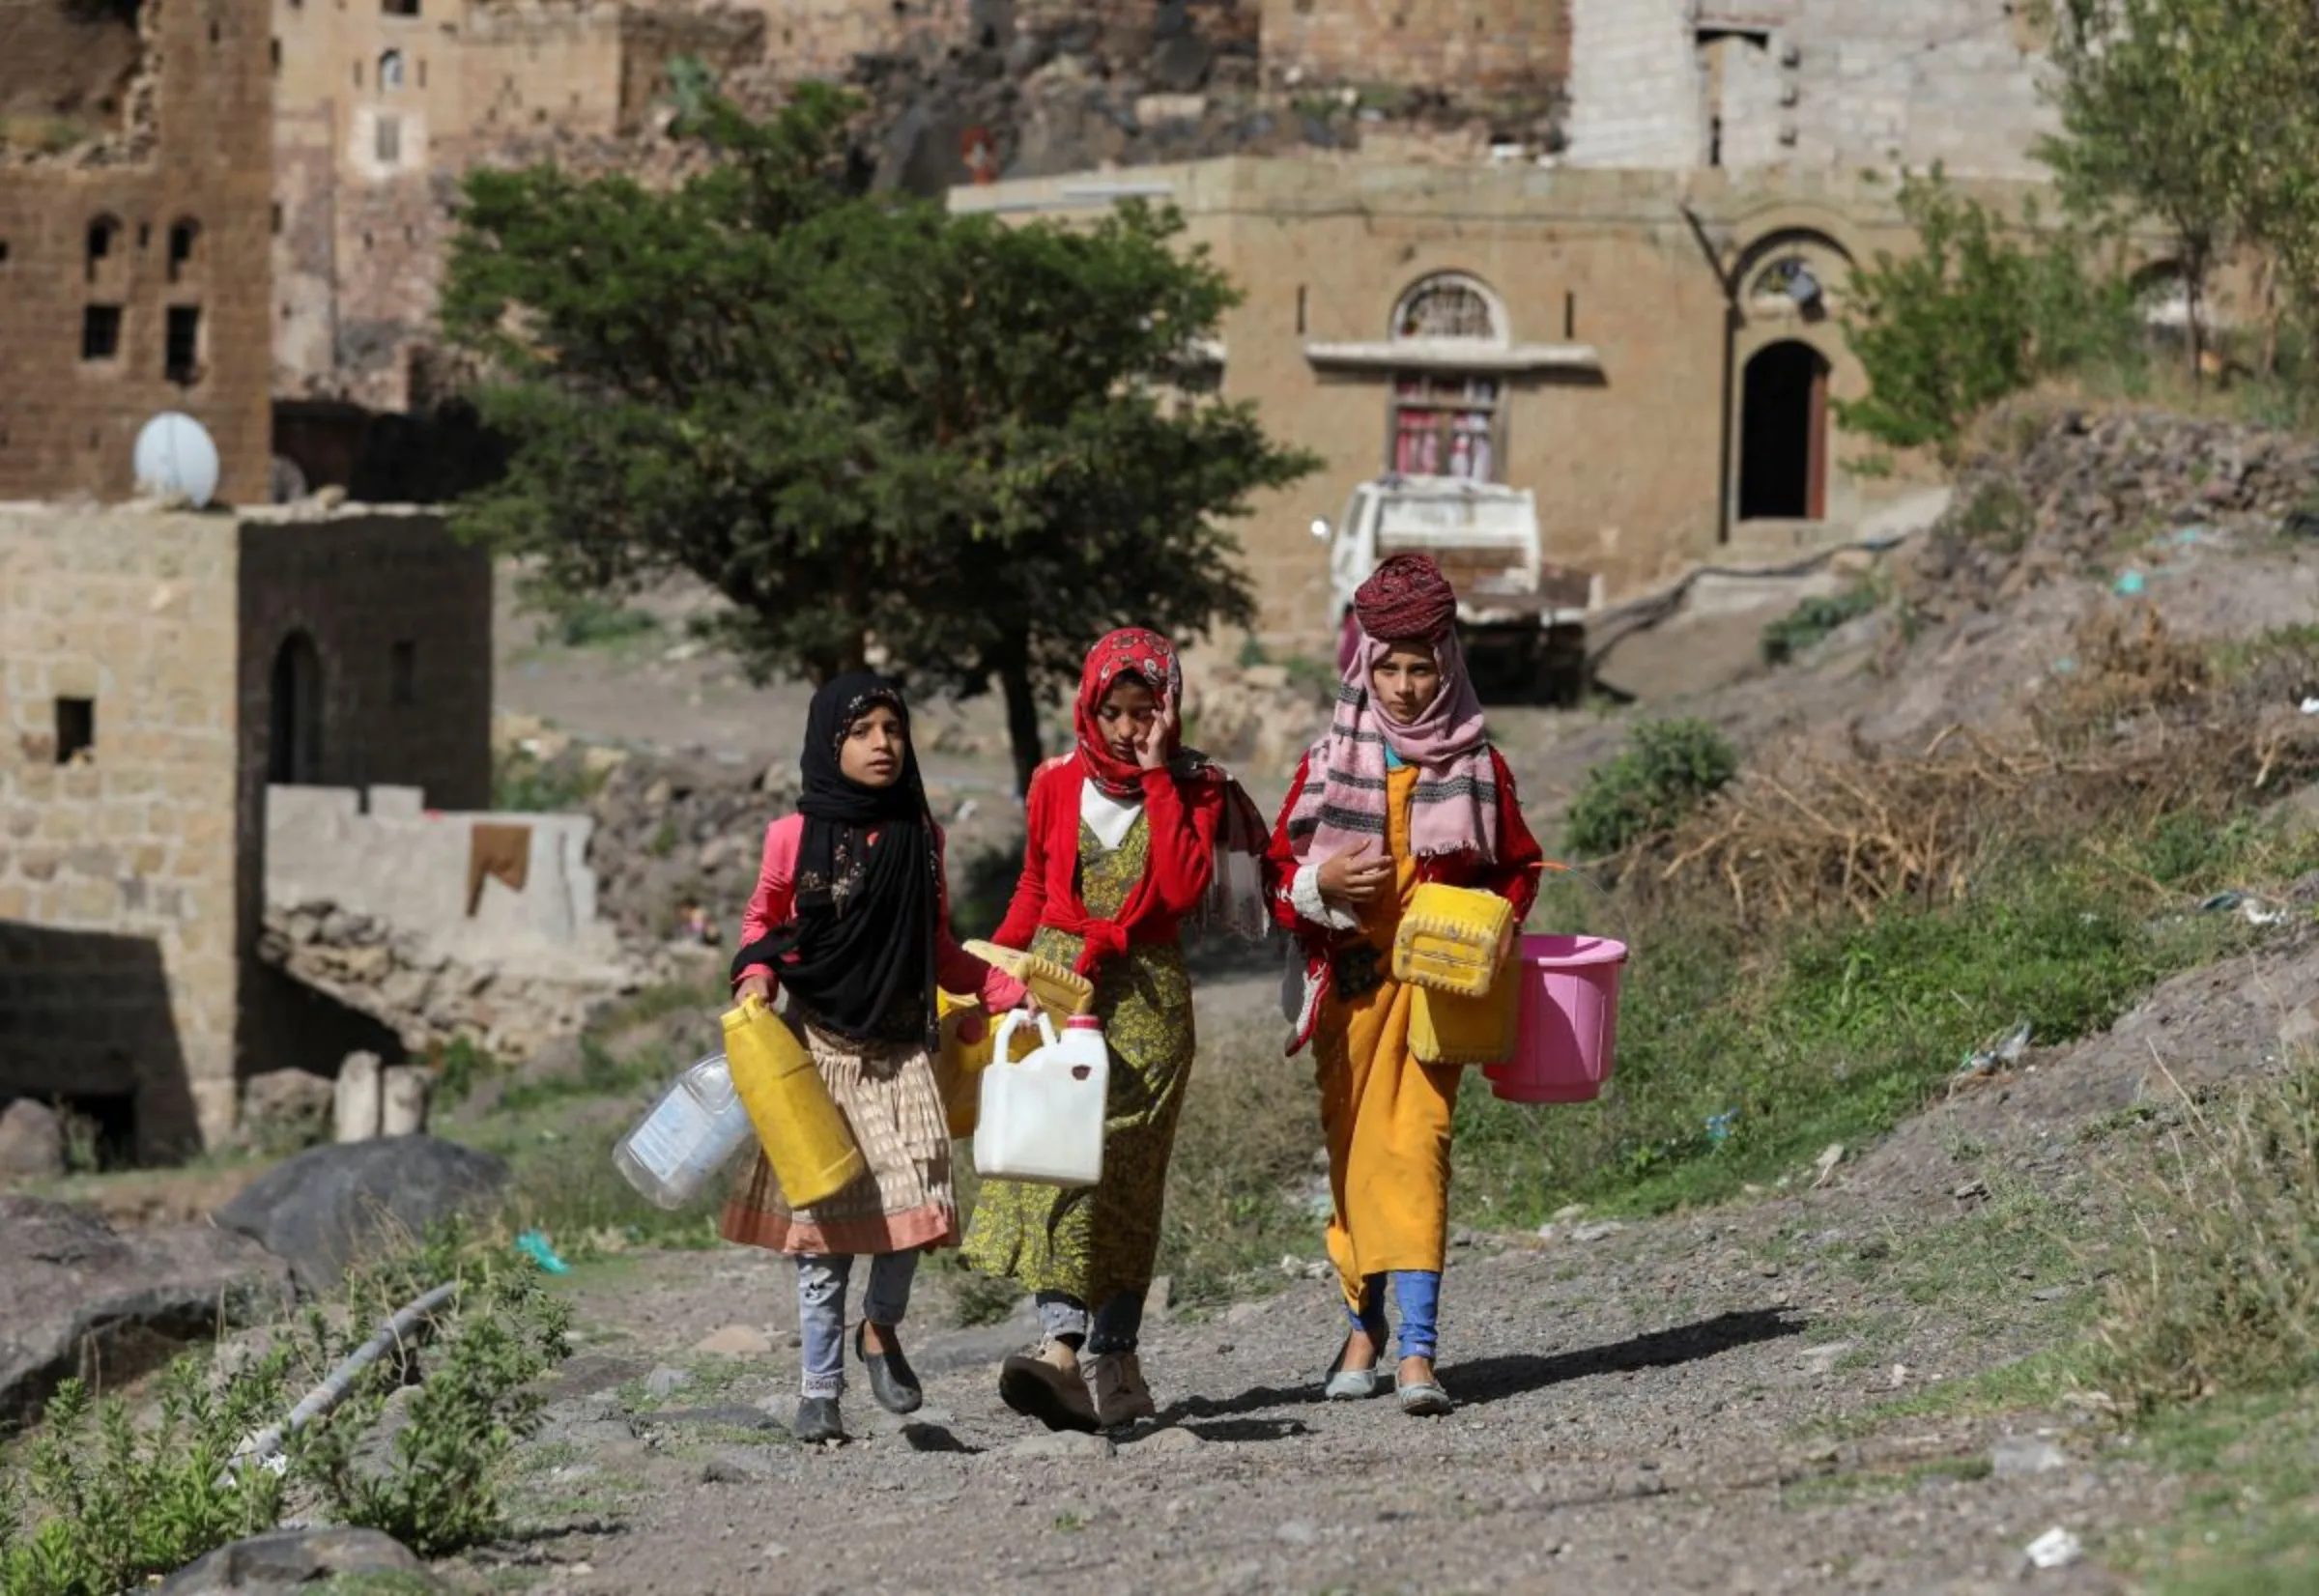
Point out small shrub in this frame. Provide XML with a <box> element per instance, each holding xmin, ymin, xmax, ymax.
<box><xmin>542</xmin><ymin>595</ymin><xmax>658</xmax><ymax>650</ymax></box>
<box><xmin>1563</xmin><ymin>719</ymin><xmax>1739</xmax><ymax>860</ymax></box>
<box><xmin>1761</xmin><ymin>584</ymin><xmax>1881</xmax><ymax>667</ymax></box>
<box><xmin>429</xmin><ymin>1037</ymin><xmax>500</xmax><ymax>1110</ymax></box>
<box><xmin>490</xmin><ymin>747</ymin><xmax>605</xmax><ymax>812</ymax></box>
<box><xmin>2092</xmin><ymin>1063</ymin><xmax>2319</xmax><ymax>1415</ymax></box>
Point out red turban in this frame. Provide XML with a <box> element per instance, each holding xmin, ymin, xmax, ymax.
<box><xmin>1354</xmin><ymin>554</ymin><xmax>1459</xmax><ymax>642</ymax></box>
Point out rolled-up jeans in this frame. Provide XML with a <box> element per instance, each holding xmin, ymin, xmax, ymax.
<box><xmin>796</xmin><ymin>1251</ymin><xmax>918</xmax><ymax>1399</ymax></box>
<box><xmin>1036</xmin><ymin>1288</ymin><xmax>1146</xmax><ymax>1355</ymax></box>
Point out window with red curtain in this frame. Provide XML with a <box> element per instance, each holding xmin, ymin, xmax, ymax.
<box><xmin>1389</xmin><ymin>375</ymin><xmax>1500</xmax><ymax>481</ymax></box>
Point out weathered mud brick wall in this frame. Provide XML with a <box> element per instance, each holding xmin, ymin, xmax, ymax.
<box><xmin>1260</xmin><ymin>0</ymin><xmax>1568</xmax><ymax>92</ymax></box>
<box><xmin>0</xmin><ymin>0</ymin><xmax>273</xmax><ymax>504</ymax></box>
<box><xmin>0</xmin><ymin>509</ymin><xmax>243</xmax><ymax>1157</ymax></box>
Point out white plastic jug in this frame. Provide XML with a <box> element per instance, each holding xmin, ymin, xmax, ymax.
<box><xmin>974</xmin><ymin>1011</ymin><xmax>1109</xmax><ymax>1188</ymax></box>
<box><xmin>613</xmin><ymin>1051</ymin><xmax>756</xmax><ymax>1210</ymax></box>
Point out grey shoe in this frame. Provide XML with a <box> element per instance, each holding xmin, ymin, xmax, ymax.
<box><xmin>1323</xmin><ymin>1333</ymin><xmax>1385</xmax><ymax>1402</ymax></box>
<box><xmin>854</xmin><ymin>1322</ymin><xmax>924</xmax><ymax>1415</ymax></box>
<box><xmin>793</xmin><ymin>1396</ymin><xmax>846</xmax><ymax>1443</ymax></box>
<box><xmin>1395</xmin><ymin>1375</ymin><xmax>1453</xmax><ymax>1417</ymax></box>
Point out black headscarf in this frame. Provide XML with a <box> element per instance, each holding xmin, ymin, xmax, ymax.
<box><xmin>730</xmin><ymin>672</ymin><xmax>941</xmax><ymax>1047</ymax></box>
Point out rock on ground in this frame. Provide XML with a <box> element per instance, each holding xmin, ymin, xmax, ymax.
<box><xmin>212</xmin><ymin>1134</ymin><xmax>509</xmax><ymax>1293</ymax></box>
<box><xmin>0</xmin><ymin>1098</ymin><xmax>65</xmax><ymax>1177</ymax></box>
<box><xmin>0</xmin><ymin>1196</ymin><xmax>292</xmax><ymax>1431</ymax></box>
<box><xmin>157</xmin><ymin>1526</ymin><xmax>443</xmax><ymax>1594</ymax></box>
<box><xmin>235</xmin><ymin>1069</ymin><xmax>336</xmax><ymax>1155</ymax></box>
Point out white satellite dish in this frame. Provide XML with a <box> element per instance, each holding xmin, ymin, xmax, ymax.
<box><xmin>132</xmin><ymin>412</ymin><xmax>221</xmax><ymax>509</ymax></box>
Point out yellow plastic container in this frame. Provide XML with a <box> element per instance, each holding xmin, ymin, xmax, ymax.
<box><xmin>722</xmin><ymin>997</ymin><xmax>865</xmax><ymax>1209</ymax></box>
<box><xmin>963</xmin><ymin>940</ymin><xmax>1096</xmax><ymax>1017</ymax></box>
<box><xmin>1410</xmin><ymin>967</ymin><xmax>1519</xmax><ymax>1067</ymax></box>
<box><xmin>935</xmin><ymin>989</ymin><xmax>995</xmax><ymax>1140</ymax></box>
<box><xmin>1393</xmin><ymin>884</ymin><xmax>1516</xmax><ymax>998</ymax></box>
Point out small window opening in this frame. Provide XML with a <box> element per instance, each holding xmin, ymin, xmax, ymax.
<box><xmin>55</xmin><ymin>698</ymin><xmax>95</xmax><ymax>765</ymax></box>
<box><xmin>84</xmin><ymin>217</ymin><xmax>117</xmax><ymax>280</ymax></box>
<box><xmin>417</xmin><ymin>58</ymin><xmax>427</xmax><ymax>87</ymax></box>
<box><xmin>379</xmin><ymin>49</ymin><xmax>404</xmax><ymax>90</ymax></box>
<box><xmin>272</xmin><ymin>201</ymin><xmax>284</xmax><ymax>235</ymax></box>
<box><xmin>353</xmin><ymin>59</ymin><xmax>363</xmax><ymax>87</ymax></box>
<box><xmin>209</xmin><ymin>18</ymin><xmax>220</xmax><ymax>43</ymax></box>
<box><xmin>165</xmin><ymin>306</ymin><xmax>203</xmax><ymax>385</ymax></box>
<box><xmin>167</xmin><ymin>221</ymin><xmax>199</xmax><ymax>282</ymax></box>
<box><xmin>376</xmin><ymin>115</ymin><xmax>401</xmax><ymax>164</ymax></box>
<box><xmin>390</xmin><ymin>641</ymin><xmax>417</xmax><ymax>706</ymax></box>
<box><xmin>1296</xmin><ymin>284</ymin><xmax>1307</xmax><ymax>335</ymax></box>
<box><xmin>1563</xmin><ymin>291</ymin><xmax>1576</xmax><ymax>339</ymax></box>
<box><xmin>81</xmin><ymin>305</ymin><xmax>123</xmax><ymax>361</ymax></box>
<box><xmin>384</xmin><ymin>0</ymin><xmax>420</xmax><ymax>15</ymax></box>
<box><xmin>0</xmin><ymin>240</ymin><xmax>11</xmax><ymax>266</ymax></box>
<box><xmin>271</xmin><ymin>36</ymin><xmax>281</xmax><ymax>70</ymax></box>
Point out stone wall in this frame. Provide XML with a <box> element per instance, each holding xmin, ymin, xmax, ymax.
<box><xmin>0</xmin><ymin>0</ymin><xmax>274</xmax><ymax>505</ymax></box>
<box><xmin>1563</xmin><ymin>0</ymin><xmax>2052</xmax><ymax>178</ymax></box>
<box><xmin>0</xmin><ymin>509</ymin><xmax>243</xmax><ymax>1156</ymax></box>
<box><xmin>1261</xmin><ymin>0</ymin><xmax>1568</xmax><ymax>96</ymax></box>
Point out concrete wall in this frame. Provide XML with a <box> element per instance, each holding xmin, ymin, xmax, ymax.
<box><xmin>267</xmin><ymin>784</ymin><xmax>624</xmax><ymax>981</ymax></box>
<box><xmin>1564</xmin><ymin>0</ymin><xmax>1701</xmax><ymax>168</ymax></box>
<box><xmin>956</xmin><ymin>158</ymin><xmax>2050</xmax><ymax>647</ymax></box>
<box><xmin>0</xmin><ymin>508</ymin><xmax>243</xmax><ymax>1155</ymax></box>
<box><xmin>0</xmin><ymin>0</ymin><xmax>275</xmax><ymax>505</ymax></box>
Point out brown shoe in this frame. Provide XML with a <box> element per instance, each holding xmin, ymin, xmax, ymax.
<box><xmin>998</xmin><ymin>1340</ymin><xmax>1101</xmax><ymax>1434</ymax></box>
<box><xmin>1086</xmin><ymin>1351</ymin><xmax>1157</xmax><ymax>1429</ymax></box>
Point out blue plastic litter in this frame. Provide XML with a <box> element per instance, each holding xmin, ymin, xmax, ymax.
<box><xmin>2113</xmin><ymin>570</ymin><xmax>2147</xmax><ymax>596</ymax></box>
<box><xmin>516</xmin><ymin>1230</ymin><xmax>572</xmax><ymax>1275</ymax></box>
<box><xmin>1704</xmin><ymin>1109</ymin><xmax>1738</xmax><ymax>1146</ymax></box>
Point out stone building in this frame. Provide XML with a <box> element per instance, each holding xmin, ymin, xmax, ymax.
<box><xmin>0</xmin><ymin>504</ymin><xmax>491</xmax><ymax>1159</ymax></box>
<box><xmin>954</xmin><ymin>158</ymin><xmax>2048</xmax><ymax>646</ymax></box>
<box><xmin>271</xmin><ymin>0</ymin><xmax>765</xmax><ymax>427</ymax></box>
<box><xmin>0</xmin><ymin>0</ymin><xmax>274</xmax><ymax>504</ymax></box>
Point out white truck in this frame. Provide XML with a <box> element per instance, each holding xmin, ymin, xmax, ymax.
<box><xmin>1315</xmin><ymin>474</ymin><xmax>1598</xmax><ymax>704</ymax></box>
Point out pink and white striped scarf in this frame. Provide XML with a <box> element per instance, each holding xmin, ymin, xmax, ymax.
<box><xmin>1285</xmin><ymin>625</ymin><xmax>1500</xmax><ymax>864</ymax></box>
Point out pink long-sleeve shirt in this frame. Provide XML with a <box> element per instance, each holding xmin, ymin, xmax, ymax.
<box><xmin>732</xmin><ymin>813</ymin><xmax>1027</xmax><ymax>1013</ymax></box>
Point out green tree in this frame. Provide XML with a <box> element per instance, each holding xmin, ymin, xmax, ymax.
<box><xmin>1836</xmin><ymin>172</ymin><xmax>2135</xmax><ymax>459</ymax></box>
<box><xmin>2039</xmin><ymin>0</ymin><xmax>2236</xmax><ymax>379</ymax></box>
<box><xmin>441</xmin><ymin>88</ymin><xmax>1317</xmax><ymax>792</ymax></box>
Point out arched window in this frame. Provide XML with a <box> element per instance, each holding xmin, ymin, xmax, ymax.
<box><xmin>1389</xmin><ymin>272</ymin><xmax>1504</xmax><ymax>343</ymax></box>
<box><xmin>379</xmin><ymin>49</ymin><xmax>405</xmax><ymax>91</ymax></box>
<box><xmin>1386</xmin><ymin>273</ymin><xmax>1506</xmax><ymax>482</ymax></box>
<box><xmin>269</xmin><ymin>633</ymin><xmax>325</xmax><ymax>785</ymax></box>
<box><xmin>166</xmin><ymin>218</ymin><xmax>200</xmax><ymax>283</ymax></box>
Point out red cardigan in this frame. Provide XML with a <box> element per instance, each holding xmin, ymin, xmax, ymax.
<box><xmin>991</xmin><ymin>752</ymin><xmax>1224</xmax><ymax>976</ymax></box>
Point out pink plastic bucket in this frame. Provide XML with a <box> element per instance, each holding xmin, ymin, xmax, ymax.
<box><xmin>1486</xmin><ymin>933</ymin><xmax>1628</xmax><ymax>1104</ymax></box>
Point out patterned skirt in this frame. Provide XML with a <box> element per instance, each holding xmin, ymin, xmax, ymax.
<box><xmin>719</xmin><ymin>1016</ymin><xmax>957</xmax><ymax>1258</ymax></box>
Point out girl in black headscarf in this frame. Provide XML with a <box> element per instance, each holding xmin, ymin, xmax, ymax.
<box><xmin>721</xmin><ymin>673</ymin><xmax>1029</xmax><ymax>1444</ymax></box>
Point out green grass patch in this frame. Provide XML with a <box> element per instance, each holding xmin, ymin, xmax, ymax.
<box><xmin>1761</xmin><ymin>584</ymin><xmax>1881</xmax><ymax>667</ymax></box>
<box><xmin>1452</xmin><ymin>814</ymin><xmax>2305</xmax><ymax>1228</ymax></box>
<box><xmin>2132</xmin><ymin>1389</ymin><xmax>2319</xmax><ymax>1594</ymax></box>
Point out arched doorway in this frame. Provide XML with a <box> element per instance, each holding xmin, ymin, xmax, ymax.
<box><xmin>269</xmin><ymin>633</ymin><xmax>324</xmax><ymax>784</ymax></box>
<box><xmin>1738</xmin><ymin>341</ymin><xmax>1831</xmax><ymax>521</ymax></box>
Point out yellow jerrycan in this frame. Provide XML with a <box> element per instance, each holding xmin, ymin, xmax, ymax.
<box><xmin>1409</xmin><ymin>955</ymin><xmax>1520</xmax><ymax>1067</ymax></box>
<box><xmin>935</xmin><ymin>989</ymin><xmax>996</xmax><ymax>1140</ymax></box>
<box><xmin>1392</xmin><ymin>883</ymin><xmax>1516</xmax><ymax>998</ymax></box>
<box><xmin>722</xmin><ymin>996</ymin><xmax>865</xmax><ymax>1210</ymax></box>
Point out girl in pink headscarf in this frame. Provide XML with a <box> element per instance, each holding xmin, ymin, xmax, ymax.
<box><xmin>1268</xmin><ymin>556</ymin><xmax>1545</xmax><ymax>1418</ymax></box>
<box><xmin>965</xmin><ymin>628</ymin><xmax>1267</xmax><ymax>1434</ymax></box>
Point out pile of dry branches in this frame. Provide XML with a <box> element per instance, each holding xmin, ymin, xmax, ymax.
<box><xmin>1646</xmin><ymin>610</ymin><xmax>2319</xmax><ymax>923</ymax></box>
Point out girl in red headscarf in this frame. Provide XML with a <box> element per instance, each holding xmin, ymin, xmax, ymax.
<box><xmin>964</xmin><ymin>628</ymin><xmax>1268</xmax><ymax>1434</ymax></box>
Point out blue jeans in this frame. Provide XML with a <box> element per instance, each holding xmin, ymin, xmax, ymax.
<box><xmin>796</xmin><ymin>1251</ymin><xmax>918</xmax><ymax>1399</ymax></box>
<box><xmin>1036</xmin><ymin>1289</ymin><xmax>1146</xmax><ymax>1354</ymax></box>
<box><xmin>1347</xmin><ymin>1270</ymin><xmax>1440</xmax><ymax>1362</ymax></box>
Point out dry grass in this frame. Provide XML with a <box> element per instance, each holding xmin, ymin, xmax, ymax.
<box><xmin>2092</xmin><ymin>1059</ymin><xmax>2319</xmax><ymax>1415</ymax></box>
<box><xmin>1645</xmin><ymin>610</ymin><xmax>2319</xmax><ymax>923</ymax></box>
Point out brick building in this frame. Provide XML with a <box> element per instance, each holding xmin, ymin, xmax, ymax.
<box><xmin>0</xmin><ymin>504</ymin><xmax>491</xmax><ymax>1158</ymax></box>
<box><xmin>0</xmin><ymin>0</ymin><xmax>274</xmax><ymax>504</ymax></box>
<box><xmin>271</xmin><ymin>0</ymin><xmax>765</xmax><ymax>424</ymax></box>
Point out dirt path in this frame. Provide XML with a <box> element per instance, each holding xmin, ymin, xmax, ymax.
<box><xmin>418</xmin><ymin>951</ymin><xmax>2271</xmax><ymax>1596</ymax></box>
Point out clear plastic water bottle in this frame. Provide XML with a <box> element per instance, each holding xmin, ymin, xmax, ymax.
<box><xmin>612</xmin><ymin>1051</ymin><xmax>755</xmax><ymax>1210</ymax></box>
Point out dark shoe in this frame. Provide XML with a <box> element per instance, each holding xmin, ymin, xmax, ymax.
<box><xmin>793</xmin><ymin>1396</ymin><xmax>846</xmax><ymax>1444</ymax></box>
<box><xmin>998</xmin><ymin>1341</ymin><xmax>1102</xmax><ymax>1434</ymax></box>
<box><xmin>854</xmin><ymin>1322</ymin><xmax>924</xmax><ymax>1415</ymax></box>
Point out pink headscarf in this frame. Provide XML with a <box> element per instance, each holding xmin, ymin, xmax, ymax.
<box><xmin>1285</xmin><ymin>623</ymin><xmax>1501</xmax><ymax>864</ymax></box>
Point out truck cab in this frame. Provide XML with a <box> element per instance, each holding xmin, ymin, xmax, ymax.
<box><xmin>1318</xmin><ymin>474</ymin><xmax>1596</xmax><ymax>704</ymax></box>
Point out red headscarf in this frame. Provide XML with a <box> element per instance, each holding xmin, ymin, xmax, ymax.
<box><xmin>1356</xmin><ymin>553</ymin><xmax>1460</xmax><ymax>642</ymax></box>
<box><xmin>1074</xmin><ymin>627</ymin><xmax>1184</xmax><ymax>800</ymax></box>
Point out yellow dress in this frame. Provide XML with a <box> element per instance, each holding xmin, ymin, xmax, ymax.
<box><xmin>1310</xmin><ymin>763</ymin><xmax>1462</xmax><ymax>1314</ymax></box>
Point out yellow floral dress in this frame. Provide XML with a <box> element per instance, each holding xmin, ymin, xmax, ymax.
<box><xmin>963</xmin><ymin>814</ymin><xmax>1195</xmax><ymax>1305</ymax></box>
